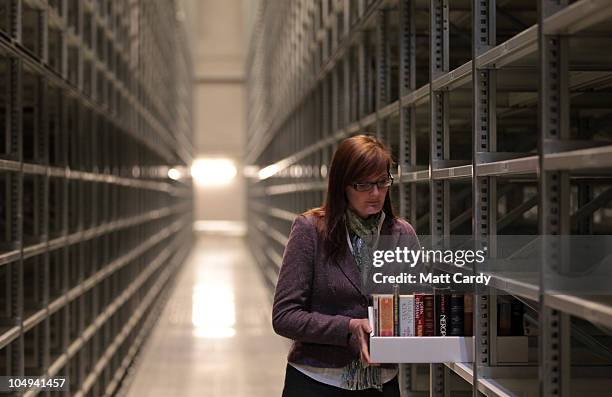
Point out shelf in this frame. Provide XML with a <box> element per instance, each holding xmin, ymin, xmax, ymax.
<box><xmin>250</xmin><ymin>202</ymin><xmax>297</xmax><ymax>222</ymax></box>
<box><xmin>543</xmin><ymin>0</ymin><xmax>612</xmax><ymax>35</ymax></box>
<box><xmin>254</xmin><ymin>153</ymin><xmax>541</xmax><ymax>189</ymax></box>
<box><xmin>544</xmin><ymin>294</ymin><xmax>612</xmax><ymax>331</ymax></box>
<box><xmin>252</xmin><ymin>148</ymin><xmax>607</xmax><ymax>187</ymax></box>
<box><xmin>265</xmin><ymin>181</ymin><xmax>327</xmax><ymax>195</ymax></box>
<box><xmin>444</xmin><ymin>362</ymin><xmax>538</xmax><ymax>397</ymax></box>
<box><xmin>401</xmin><ymin>169</ymin><xmax>431</xmax><ymax>183</ymax></box>
<box><xmin>431</xmin><ymin>165</ymin><xmax>473</xmax><ymax>180</ymax></box>
<box><xmin>476</xmin><ymin>156</ymin><xmax>539</xmax><ymax>176</ymax></box>
<box><xmin>431</xmin><ymin>61</ymin><xmax>473</xmax><ymax>91</ymax></box>
<box><xmin>544</xmin><ymin>145</ymin><xmax>612</xmax><ymax>171</ymax></box>
<box><xmin>477</xmin><ymin>25</ymin><xmax>538</xmax><ymax>70</ymax></box>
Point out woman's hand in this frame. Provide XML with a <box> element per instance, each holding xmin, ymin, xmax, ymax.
<box><xmin>348</xmin><ymin>318</ymin><xmax>374</xmax><ymax>364</ymax></box>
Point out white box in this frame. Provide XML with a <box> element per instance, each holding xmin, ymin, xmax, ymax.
<box><xmin>370</xmin><ymin>336</ymin><xmax>474</xmax><ymax>363</ymax></box>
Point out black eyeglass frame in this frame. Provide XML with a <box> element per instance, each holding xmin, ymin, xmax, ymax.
<box><xmin>351</xmin><ymin>175</ymin><xmax>394</xmax><ymax>192</ymax></box>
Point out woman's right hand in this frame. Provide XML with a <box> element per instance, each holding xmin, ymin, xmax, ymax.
<box><xmin>348</xmin><ymin>318</ymin><xmax>374</xmax><ymax>364</ymax></box>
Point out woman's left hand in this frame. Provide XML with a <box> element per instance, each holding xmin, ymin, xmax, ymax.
<box><xmin>348</xmin><ymin>318</ymin><xmax>376</xmax><ymax>364</ymax></box>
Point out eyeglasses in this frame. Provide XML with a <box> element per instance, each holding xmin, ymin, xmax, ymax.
<box><xmin>352</xmin><ymin>176</ymin><xmax>394</xmax><ymax>192</ymax></box>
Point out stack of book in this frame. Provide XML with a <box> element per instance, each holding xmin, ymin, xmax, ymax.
<box><xmin>370</xmin><ymin>293</ymin><xmax>474</xmax><ymax>337</ymax></box>
<box><xmin>370</xmin><ymin>293</ymin><xmax>526</xmax><ymax>337</ymax></box>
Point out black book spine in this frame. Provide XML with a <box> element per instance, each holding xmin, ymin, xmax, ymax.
<box><xmin>510</xmin><ymin>299</ymin><xmax>525</xmax><ymax>336</ymax></box>
<box><xmin>393</xmin><ymin>285</ymin><xmax>400</xmax><ymax>336</ymax></box>
<box><xmin>435</xmin><ymin>294</ymin><xmax>451</xmax><ymax>336</ymax></box>
<box><xmin>450</xmin><ymin>294</ymin><xmax>464</xmax><ymax>336</ymax></box>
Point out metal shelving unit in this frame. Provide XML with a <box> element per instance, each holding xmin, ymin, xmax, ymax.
<box><xmin>246</xmin><ymin>0</ymin><xmax>612</xmax><ymax>396</ymax></box>
<box><xmin>0</xmin><ymin>0</ymin><xmax>193</xmax><ymax>395</ymax></box>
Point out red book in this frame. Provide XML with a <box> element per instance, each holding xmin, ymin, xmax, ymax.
<box><xmin>414</xmin><ymin>294</ymin><xmax>425</xmax><ymax>336</ymax></box>
<box><xmin>378</xmin><ymin>296</ymin><xmax>394</xmax><ymax>336</ymax></box>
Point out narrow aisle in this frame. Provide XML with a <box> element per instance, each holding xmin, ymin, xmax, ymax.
<box><xmin>126</xmin><ymin>235</ymin><xmax>289</xmax><ymax>397</ymax></box>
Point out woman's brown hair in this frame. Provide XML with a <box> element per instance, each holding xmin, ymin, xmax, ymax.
<box><xmin>305</xmin><ymin>134</ymin><xmax>396</xmax><ymax>262</ymax></box>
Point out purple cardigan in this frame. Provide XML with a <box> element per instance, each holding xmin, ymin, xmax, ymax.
<box><xmin>272</xmin><ymin>213</ymin><xmax>419</xmax><ymax>368</ymax></box>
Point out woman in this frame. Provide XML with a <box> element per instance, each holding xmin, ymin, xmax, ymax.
<box><xmin>272</xmin><ymin>135</ymin><xmax>419</xmax><ymax>396</ymax></box>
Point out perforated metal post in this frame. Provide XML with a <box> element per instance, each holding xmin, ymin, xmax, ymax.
<box><xmin>9</xmin><ymin>54</ymin><xmax>25</xmax><ymax>382</ymax></box>
<box><xmin>332</xmin><ymin>62</ymin><xmax>340</xmax><ymax>144</ymax></box>
<box><xmin>376</xmin><ymin>9</ymin><xmax>390</xmax><ymax>142</ymax></box>
<box><xmin>429</xmin><ymin>0</ymin><xmax>449</xmax><ymax>396</ymax></box>
<box><xmin>472</xmin><ymin>1</ymin><xmax>497</xmax><ymax>393</ymax></box>
<box><xmin>39</xmin><ymin>67</ymin><xmax>51</xmax><ymax>384</ymax></box>
<box><xmin>323</xmin><ymin>73</ymin><xmax>331</xmax><ymax>168</ymax></box>
<box><xmin>539</xmin><ymin>1</ymin><xmax>571</xmax><ymax>396</ymax></box>
<box><xmin>398</xmin><ymin>0</ymin><xmax>417</xmax><ymax>226</ymax></box>
<box><xmin>344</xmin><ymin>52</ymin><xmax>351</xmax><ymax>130</ymax></box>
<box><xmin>398</xmin><ymin>3</ymin><xmax>418</xmax><ymax>390</ymax></box>
<box><xmin>358</xmin><ymin>29</ymin><xmax>369</xmax><ymax>121</ymax></box>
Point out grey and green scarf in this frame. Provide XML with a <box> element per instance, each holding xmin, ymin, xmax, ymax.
<box><xmin>341</xmin><ymin>208</ymin><xmax>385</xmax><ymax>391</ymax></box>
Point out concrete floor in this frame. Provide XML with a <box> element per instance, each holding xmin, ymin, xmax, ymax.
<box><xmin>126</xmin><ymin>235</ymin><xmax>289</xmax><ymax>397</ymax></box>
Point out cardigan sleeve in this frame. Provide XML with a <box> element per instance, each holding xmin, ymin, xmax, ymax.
<box><xmin>272</xmin><ymin>215</ymin><xmax>352</xmax><ymax>346</ymax></box>
<box><xmin>397</xmin><ymin>218</ymin><xmax>421</xmax><ymax>250</ymax></box>
<box><xmin>396</xmin><ymin>218</ymin><xmax>429</xmax><ymax>291</ymax></box>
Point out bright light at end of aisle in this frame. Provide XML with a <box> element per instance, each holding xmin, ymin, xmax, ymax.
<box><xmin>191</xmin><ymin>158</ymin><xmax>237</xmax><ymax>186</ymax></box>
<box><xmin>258</xmin><ymin>164</ymin><xmax>280</xmax><ymax>180</ymax></box>
<box><xmin>168</xmin><ymin>168</ymin><xmax>182</xmax><ymax>180</ymax></box>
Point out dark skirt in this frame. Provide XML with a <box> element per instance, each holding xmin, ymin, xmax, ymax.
<box><xmin>281</xmin><ymin>363</ymin><xmax>401</xmax><ymax>397</ymax></box>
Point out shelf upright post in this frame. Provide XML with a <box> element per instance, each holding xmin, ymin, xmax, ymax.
<box><xmin>331</xmin><ymin>0</ymin><xmax>338</xmax><ymax>54</ymax></box>
<box><xmin>331</xmin><ymin>8</ymin><xmax>340</xmax><ymax>152</ymax></box>
<box><xmin>472</xmin><ymin>1</ymin><xmax>497</xmax><ymax>394</ymax></box>
<box><xmin>296</xmin><ymin>2</ymin><xmax>302</xmax><ymax>167</ymax></box>
<box><xmin>297</xmin><ymin>2</ymin><xmax>304</xmax><ymax>190</ymax></box>
<box><xmin>322</xmin><ymin>71</ymin><xmax>331</xmax><ymax>174</ymax></box>
<box><xmin>308</xmin><ymin>1</ymin><xmax>317</xmax><ymax>187</ymax></box>
<box><xmin>398</xmin><ymin>0</ymin><xmax>417</xmax><ymax>226</ymax></box>
<box><xmin>289</xmin><ymin>1</ymin><xmax>296</xmax><ymax>166</ymax></box>
<box><xmin>345</xmin><ymin>0</ymin><xmax>357</xmax><ymax>126</ymax></box>
<box><xmin>93</xmin><ymin>0</ymin><xmax>100</xmax><ymax>110</ymax></box>
<box><xmin>8</xmin><ymin>47</ymin><xmax>25</xmax><ymax>382</ymax></box>
<box><xmin>75</xmin><ymin>111</ymin><xmax>86</xmax><ymax>390</ymax></box>
<box><xmin>59</xmin><ymin>55</ymin><xmax>72</xmax><ymax>387</ymax></box>
<box><xmin>539</xmin><ymin>1</ymin><xmax>571</xmax><ymax>397</ymax></box>
<box><xmin>357</xmin><ymin>28</ymin><xmax>369</xmax><ymax>124</ymax></box>
<box><xmin>299</xmin><ymin>1</ymin><xmax>305</xmax><ymax>136</ymax></box>
<box><xmin>91</xmin><ymin>119</ymin><xmax>100</xmax><ymax>397</ymax></box>
<box><xmin>429</xmin><ymin>0</ymin><xmax>449</xmax><ymax>396</ymax></box>
<box><xmin>4</xmin><ymin>0</ymin><xmax>25</xmax><ymax>378</ymax></box>
<box><xmin>60</xmin><ymin>0</ymin><xmax>68</xmax><ymax>81</ymax></box>
<box><xmin>32</xmin><ymin>0</ymin><xmax>51</xmax><ymax>371</ymax></box>
<box><xmin>343</xmin><ymin>2</ymin><xmax>351</xmax><ymax>131</ymax></box>
<box><xmin>375</xmin><ymin>9</ymin><xmax>390</xmax><ymax>142</ymax></box>
<box><xmin>322</xmin><ymin>0</ymin><xmax>329</xmax><ymax>68</ymax></box>
<box><xmin>40</xmin><ymin>0</ymin><xmax>48</xmax><ymax>64</ymax></box>
<box><xmin>39</xmin><ymin>59</ymin><xmax>51</xmax><ymax>380</ymax></box>
<box><xmin>316</xmin><ymin>3</ymin><xmax>325</xmax><ymax>173</ymax></box>
<box><xmin>397</xmin><ymin>1</ymin><xmax>418</xmax><ymax>393</ymax></box>
<box><xmin>316</xmin><ymin>84</ymin><xmax>324</xmax><ymax>204</ymax></box>
<box><xmin>76</xmin><ymin>0</ymin><xmax>84</xmax><ymax>91</ymax></box>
